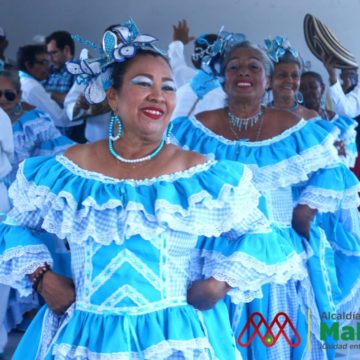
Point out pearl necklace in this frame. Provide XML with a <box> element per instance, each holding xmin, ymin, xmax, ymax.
<box><xmin>108</xmin><ymin>119</ymin><xmax>172</xmax><ymax>164</ymax></box>
<box><xmin>228</xmin><ymin>106</ymin><xmax>264</xmax><ymax>131</ymax></box>
<box><xmin>108</xmin><ymin>139</ymin><xmax>165</xmax><ymax>163</ymax></box>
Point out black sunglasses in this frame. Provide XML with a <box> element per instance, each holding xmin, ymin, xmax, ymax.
<box><xmin>0</xmin><ymin>90</ymin><xmax>17</xmax><ymax>101</ymax></box>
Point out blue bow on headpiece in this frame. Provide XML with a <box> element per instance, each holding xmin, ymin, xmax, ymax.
<box><xmin>0</xmin><ymin>60</ymin><xmax>4</xmax><ymax>72</ymax></box>
<box><xmin>200</xmin><ymin>29</ymin><xmax>246</xmax><ymax>80</ymax></box>
<box><xmin>66</xmin><ymin>19</ymin><xmax>165</xmax><ymax>104</ymax></box>
<box><xmin>264</xmin><ymin>36</ymin><xmax>298</xmax><ymax>63</ymax></box>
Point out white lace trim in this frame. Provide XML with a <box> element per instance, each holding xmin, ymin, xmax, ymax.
<box><xmin>298</xmin><ymin>185</ymin><xmax>360</xmax><ymax>212</ymax></box>
<box><xmin>13</xmin><ymin>116</ymin><xmax>61</xmax><ymax>148</ymax></box>
<box><xmin>0</xmin><ymin>243</ymin><xmax>49</xmax><ymax>262</ymax></box>
<box><xmin>189</xmin><ymin>116</ymin><xmax>310</xmax><ymax>146</ymax></box>
<box><xmin>53</xmin><ymin>338</ymin><xmax>214</xmax><ymax>360</ymax></box>
<box><xmin>330</xmin><ymin>241</ymin><xmax>360</xmax><ymax>257</ymax></box>
<box><xmin>187</xmin><ymin>116</ymin><xmax>341</xmax><ymax>191</ymax></box>
<box><xmin>0</xmin><ymin>244</ymin><xmax>53</xmax><ymax>296</ymax></box>
<box><xmin>297</xmin><ymin>275</ymin><xmax>324</xmax><ymax>344</ymax></box>
<box><xmin>290</xmin><ymin>228</ymin><xmax>337</xmax><ymax>344</ymax></box>
<box><xmin>201</xmin><ymin>249</ymin><xmax>308</xmax><ymax>304</ymax></box>
<box><xmin>58</xmin><ymin>155</ymin><xmax>216</xmax><ymax>185</ymax></box>
<box><xmin>9</xmin><ymin>163</ymin><xmax>263</xmax><ymax>243</ymax></box>
<box><xmin>336</xmin><ymin>275</ymin><xmax>360</xmax><ymax>325</ymax></box>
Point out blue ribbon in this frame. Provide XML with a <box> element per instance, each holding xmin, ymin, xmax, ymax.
<box><xmin>190</xmin><ymin>70</ymin><xmax>220</xmax><ymax>99</ymax></box>
<box><xmin>264</xmin><ymin>36</ymin><xmax>298</xmax><ymax>63</ymax></box>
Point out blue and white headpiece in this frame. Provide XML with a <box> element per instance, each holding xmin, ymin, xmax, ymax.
<box><xmin>199</xmin><ymin>29</ymin><xmax>246</xmax><ymax>81</ymax></box>
<box><xmin>0</xmin><ymin>59</ymin><xmax>4</xmax><ymax>72</ymax></box>
<box><xmin>66</xmin><ymin>19</ymin><xmax>164</xmax><ymax>104</ymax></box>
<box><xmin>263</xmin><ymin>36</ymin><xmax>299</xmax><ymax>63</ymax></box>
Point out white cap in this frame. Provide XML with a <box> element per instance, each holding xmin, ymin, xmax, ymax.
<box><xmin>0</xmin><ymin>27</ymin><xmax>6</xmax><ymax>38</ymax></box>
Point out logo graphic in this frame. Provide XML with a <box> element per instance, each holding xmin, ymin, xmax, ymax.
<box><xmin>238</xmin><ymin>312</ymin><xmax>301</xmax><ymax>348</ymax></box>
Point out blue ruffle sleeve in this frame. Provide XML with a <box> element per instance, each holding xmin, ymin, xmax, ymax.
<box><xmin>0</xmin><ymin>223</ymin><xmax>53</xmax><ymax>296</ymax></box>
<box><xmin>4</xmin><ymin>109</ymin><xmax>74</xmax><ymax>187</ymax></box>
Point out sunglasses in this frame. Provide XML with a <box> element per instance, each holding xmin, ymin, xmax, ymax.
<box><xmin>0</xmin><ymin>89</ymin><xmax>17</xmax><ymax>101</ymax></box>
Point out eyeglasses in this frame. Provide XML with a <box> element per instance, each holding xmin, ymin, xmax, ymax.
<box><xmin>0</xmin><ymin>89</ymin><xmax>17</xmax><ymax>101</ymax></box>
<box><xmin>34</xmin><ymin>59</ymin><xmax>50</xmax><ymax>66</ymax></box>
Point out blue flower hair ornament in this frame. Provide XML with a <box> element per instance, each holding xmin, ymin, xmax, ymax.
<box><xmin>200</xmin><ymin>30</ymin><xmax>246</xmax><ymax>82</ymax></box>
<box><xmin>103</xmin><ymin>25</ymin><xmax>159</xmax><ymax>63</ymax></box>
<box><xmin>264</xmin><ymin>36</ymin><xmax>298</xmax><ymax>63</ymax></box>
<box><xmin>66</xmin><ymin>19</ymin><xmax>165</xmax><ymax>104</ymax></box>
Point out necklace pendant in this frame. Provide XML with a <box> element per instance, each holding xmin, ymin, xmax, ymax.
<box><xmin>228</xmin><ymin>106</ymin><xmax>264</xmax><ymax>134</ymax></box>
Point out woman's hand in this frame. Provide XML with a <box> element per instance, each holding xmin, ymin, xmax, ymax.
<box><xmin>334</xmin><ymin>140</ymin><xmax>347</xmax><ymax>156</ymax></box>
<box><xmin>321</xmin><ymin>52</ymin><xmax>337</xmax><ymax>85</ymax></box>
<box><xmin>187</xmin><ymin>277</ymin><xmax>231</xmax><ymax>310</ymax></box>
<box><xmin>73</xmin><ymin>94</ymin><xmax>90</xmax><ymax>118</ymax></box>
<box><xmin>172</xmin><ymin>20</ymin><xmax>195</xmax><ymax>44</ymax></box>
<box><xmin>292</xmin><ymin>204</ymin><xmax>318</xmax><ymax>240</ymax></box>
<box><xmin>37</xmin><ymin>271</ymin><xmax>75</xmax><ymax>315</ymax></box>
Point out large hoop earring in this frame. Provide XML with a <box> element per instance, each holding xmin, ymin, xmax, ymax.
<box><xmin>109</xmin><ymin>112</ymin><xmax>122</xmax><ymax>141</ymax></box>
<box><xmin>166</xmin><ymin>122</ymin><xmax>173</xmax><ymax>144</ymax></box>
<box><xmin>295</xmin><ymin>91</ymin><xmax>304</xmax><ymax>104</ymax></box>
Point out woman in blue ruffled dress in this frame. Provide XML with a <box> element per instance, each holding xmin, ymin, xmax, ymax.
<box><xmin>266</xmin><ymin>38</ymin><xmax>357</xmax><ymax>169</ymax></box>
<box><xmin>0</xmin><ymin>22</ymin><xmax>308</xmax><ymax>359</ymax></box>
<box><xmin>0</xmin><ymin>70</ymin><xmax>74</xmax><ymax>187</ymax></box>
<box><xmin>171</xmin><ymin>35</ymin><xmax>360</xmax><ymax>359</ymax></box>
<box><xmin>267</xmin><ymin>38</ymin><xmax>360</xmax><ymax>315</ymax></box>
<box><xmin>300</xmin><ymin>70</ymin><xmax>358</xmax><ymax>168</ymax></box>
<box><xmin>0</xmin><ymin>69</ymin><xmax>74</xmax><ymax>334</ymax></box>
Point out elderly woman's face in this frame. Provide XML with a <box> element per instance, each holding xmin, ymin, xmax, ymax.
<box><xmin>108</xmin><ymin>54</ymin><xmax>176</xmax><ymax>140</ymax></box>
<box><xmin>299</xmin><ymin>75</ymin><xmax>323</xmax><ymax>110</ymax></box>
<box><xmin>223</xmin><ymin>47</ymin><xmax>269</xmax><ymax>102</ymax></box>
<box><xmin>0</xmin><ymin>76</ymin><xmax>20</xmax><ymax>115</ymax></box>
<box><xmin>271</xmin><ymin>63</ymin><xmax>301</xmax><ymax>99</ymax></box>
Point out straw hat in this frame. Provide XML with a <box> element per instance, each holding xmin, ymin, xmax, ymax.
<box><xmin>303</xmin><ymin>13</ymin><xmax>358</xmax><ymax>69</ymax></box>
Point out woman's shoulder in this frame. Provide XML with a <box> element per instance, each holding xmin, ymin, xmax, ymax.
<box><xmin>262</xmin><ymin>108</ymin><xmax>302</xmax><ymax>135</ymax></box>
<box><xmin>297</xmin><ymin>106</ymin><xmax>318</xmax><ymax>121</ymax></box>
<box><xmin>166</xmin><ymin>144</ymin><xmax>208</xmax><ymax>169</ymax></box>
<box><xmin>64</xmin><ymin>142</ymin><xmax>99</xmax><ymax>168</ymax></box>
<box><xmin>196</xmin><ymin>108</ymin><xmax>226</xmax><ymax>128</ymax></box>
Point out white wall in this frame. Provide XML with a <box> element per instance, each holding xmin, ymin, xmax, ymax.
<box><xmin>1</xmin><ymin>0</ymin><xmax>360</xmax><ymax>80</ymax></box>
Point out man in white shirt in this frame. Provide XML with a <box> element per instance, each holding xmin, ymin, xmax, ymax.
<box><xmin>64</xmin><ymin>82</ymin><xmax>110</xmax><ymax>143</ymax></box>
<box><xmin>168</xmin><ymin>20</ymin><xmax>196</xmax><ymax>88</ymax></box>
<box><xmin>168</xmin><ymin>20</ymin><xmax>226</xmax><ymax>118</ymax></box>
<box><xmin>17</xmin><ymin>44</ymin><xmax>81</xmax><ymax>131</ymax></box>
<box><xmin>324</xmin><ymin>58</ymin><xmax>360</xmax><ymax>118</ymax></box>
